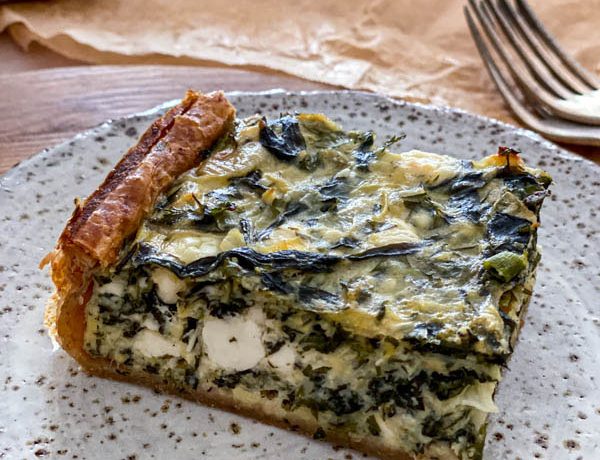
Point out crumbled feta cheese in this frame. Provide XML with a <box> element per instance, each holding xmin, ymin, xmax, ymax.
<box><xmin>152</xmin><ymin>267</ymin><xmax>185</xmax><ymax>304</ymax></box>
<box><xmin>133</xmin><ymin>329</ymin><xmax>182</xmax><ymax>358</ymax></box>
<box><xmin>267</xmin><ymin>344</ymin><xmax>296</xmax><ymax>374</ymax></box>
<box><xmin>97</xmin><ymin>278</ymin><xmax>126</xmax><ymax>296</ymax></box>
<box><xmin>202</xmin><ymin>308</ymin><xmax>266</xmax><ymax>371</ymax></box>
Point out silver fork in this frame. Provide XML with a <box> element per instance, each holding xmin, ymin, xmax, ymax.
<box><xmin>465</xmin><ymin>0</ymin><xmax>600</xmax><ymax>146</ymax></box>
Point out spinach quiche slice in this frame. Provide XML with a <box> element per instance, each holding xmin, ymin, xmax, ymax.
<box><xmin>43</xmin><ymin>91</ymin><xmax>551</xmax><ymax>460</ymax></box>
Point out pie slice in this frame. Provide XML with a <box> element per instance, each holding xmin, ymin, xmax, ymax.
<box><xmin>43</xmin><ymin>91</ymin><xmax>551</xmax><ymax>460</ymax></box>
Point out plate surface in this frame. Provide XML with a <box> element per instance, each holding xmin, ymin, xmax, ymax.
<box><xmin>0</xmin><ymin>91</ymin><xmax>598</xmax><ymax>460</ymax></box>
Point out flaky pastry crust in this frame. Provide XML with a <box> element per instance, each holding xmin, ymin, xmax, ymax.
<box><xmin>41</xmin><ymin>90</ymin><xmax>236</xmax><ymax>365</ymax></box>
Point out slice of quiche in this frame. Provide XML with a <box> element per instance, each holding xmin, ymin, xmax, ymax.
<box><xmin>43</xmin><ymin>91</ymin><xmax>551</xmax><ymax>460</ymax></box>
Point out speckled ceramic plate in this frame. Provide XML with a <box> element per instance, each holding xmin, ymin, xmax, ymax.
<box><xmin>0</xmin><ymin>91</ymin><xmax>598</xmax><ymax>460</ymax></box>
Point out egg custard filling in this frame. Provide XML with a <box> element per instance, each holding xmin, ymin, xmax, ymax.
<box><xmin>83</xmin><ymin>113</ymin><xmax>551</xmax><ymax>459</ymax></box>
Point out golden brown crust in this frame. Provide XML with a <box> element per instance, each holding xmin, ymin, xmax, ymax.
<box><xmin>42</xmin><ymin>91</ymin><xmax>456</xmax><ymax>460</ymax></box>
<box><xmin>60</xmin><ymin>90</ymin><xmax>235</xmax><ymax>267</ymax></box>
<box><xmin>42</xmin><ymin>90</ymin><xmax>235</xmax><ymax>363</ymax></box>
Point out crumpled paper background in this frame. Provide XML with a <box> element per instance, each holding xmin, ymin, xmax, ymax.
<box><xmin>1</xmin><ymin>0</ymin><xmax>599</xmax><ymax>125</ymax></box>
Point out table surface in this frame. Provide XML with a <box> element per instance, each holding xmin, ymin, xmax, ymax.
<box><xmin>0</xmin><ymin>31</ymin><xmax>597</xmax><ymax>174</ymax></box>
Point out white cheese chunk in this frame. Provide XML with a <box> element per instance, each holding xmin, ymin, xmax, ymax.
<box><xmin>97</xmin><ymin>278</ymin><xmax>126</xmax><ymax>296</ymax></box>
<box><xmin>151</xmin><ymin>267</ymin><xmax>185</xmax><ymax>304</ymax></box>
<box><xmin>202</xmin><ymin>308</ymin><xmax>266</xmax><ymax>372</ymax></box>
<box><xmin>266</xmin><ymin>344</ymin><xmax>296</xmax><ymax>374</ymax></box>
<box><xmin>133</xmin><ymin>329</ymin><xmax>182</xmax><ymax>358</ymax></box>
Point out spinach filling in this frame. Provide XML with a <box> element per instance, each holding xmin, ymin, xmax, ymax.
<box><xmin>84</xmin><ymin>112</ymin><xmax>551</xmax><ymax>460</ymax></box>
<box><xmin>89</xmin><ymin>263</ymin><xmax>496</xmax><ymax>451</ymax></box>
<box><xmin>259</xmin><ymin>116</ymin><xmax>307</xmax><ymax>162</ymax></box>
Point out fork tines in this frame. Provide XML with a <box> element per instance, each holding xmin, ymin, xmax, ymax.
<box><xmin>465</xmin><ymin>0</ymin><xmax>600</xmax><ymax>146</ymax></box>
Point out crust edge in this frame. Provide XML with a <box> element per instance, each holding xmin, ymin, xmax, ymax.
<box><xmin>41</xmin><ymin>90</ymin><xmax>236</xmax><ymax>366</ymax></box>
